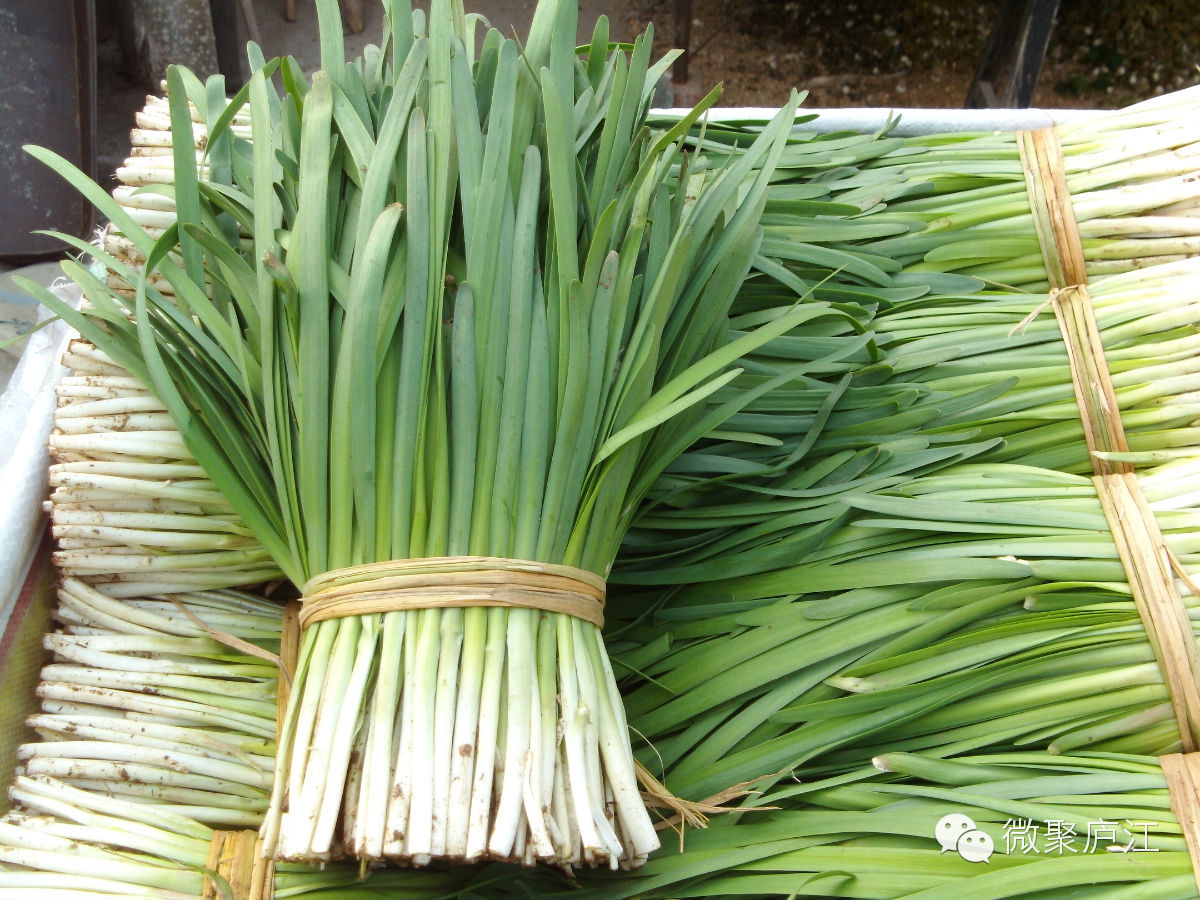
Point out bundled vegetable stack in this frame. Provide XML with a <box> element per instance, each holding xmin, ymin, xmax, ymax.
<box><xmin>47</xmin><ymin>338</ymin><xmax>284</xmax><ymax>596</ymax></box>
<box><xmin>13</xmin><ymin>0</ymin><xmax>1200</xmax><ymax>893</ymax></box>
<box><xmin>607</xmin><ymin>94</ymin><xmax>1200</xmax><ymax>808</ymax></box>
<box><xmin>23</xmin><ymin>0</ymin><xmax>829</xmax><ymax>871</ymax></box>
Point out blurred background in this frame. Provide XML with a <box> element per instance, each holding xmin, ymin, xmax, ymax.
<box><xmin>648</xmin><ymin>0</ymin><xmax>1200</xmax><ymax>109</ymax></box>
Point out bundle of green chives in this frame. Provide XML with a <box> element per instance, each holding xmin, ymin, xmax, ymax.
<box><xmin>0</xmin><ymin>581</ymin><xmax>283</xmax><ymax>896</ymax></box>
<box><xmin>618</xmin><ymin>96</ymin><xmax>1200</xmax><ymax>565</ymax></box>
<box><xmin>25</xmin><ymin>0</ymin><xmax>820</xmax><ymax>868</ymax></box>
<box><xmin>22</xmin><ymin>580</ymin><xmax>281</xmax><ymax>825</ymax></box>
<box><xmin>621</xmin><ymin>91</ymin><xmax>1200</xmax><ymax>565</ymax></box>
<box><xmin>809</xmin><ymin>87</ymin><xmax>1200</xmax><ymax>292</ymax></box>
<box><xmin>617</xmin><ymin>92</ymin><xmax>1200</xmax><ymax>577</ymax></box>
<box><xmin>870</xmin><ymin>258</ymin><xmax>1200</xmax><ymax>473</ymax></box>
<box><xmin>49</xmin><ymin>338</ymin><xmax>284</xmax><ymax>596</ymax></box>
<box><xmin>607</xmin><ymin>488</ymin><xmax>1191</xmax><ymax>800</ymax></box>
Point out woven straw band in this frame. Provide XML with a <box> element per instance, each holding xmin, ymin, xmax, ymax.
<box><xmin>1161</xmin><ymin>754</ymin><xmax>1200</xmax><ymax>894</ymax></box>
<box><xmin>203</xmin><ymin>830</ymin><xmax>273</xmax><ymax>900</ymax></box>
<box><xmin>1049</xmin><ymin>285</ymin><xmax>1131</xmax><ymax>474</ymax></box>
<box><xmin>1095</xmin><ymin>474</ymin><xmax>1200</xmax><ymax>752</ymax></box>
<box><xmin>1019</xmin><ymin>126</ymin><xmax>1200</xmax><ymax>751</ymax></box>
<box><xmin>1018</xmin><ymin>127</ymin><xmax>1129</xmax><ymax>473</ymax></box>
<box><xmin>1018</xmin><ymin>127</ymin><xmax>1087</xmax><ymax>289</ymax></box>
<box><xmin>298</xmin><ymin>556</ymin><xmax>607</xmax><ymax>630</ymax></box>
<box><xmin>277</xmin><ymin>599</ymin><xmax>302</xmax><ymax>742</ymax></box>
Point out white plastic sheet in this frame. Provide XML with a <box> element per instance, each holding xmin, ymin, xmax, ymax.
<box><xmin>0</xmin><ymin>282</ymin><xmax>79</xmax><ymax>635</ymax></box>
<box><xmin>655</xmin><ymin>105</ymin><xmax>1104</xmax><ymax>136</ymax></box>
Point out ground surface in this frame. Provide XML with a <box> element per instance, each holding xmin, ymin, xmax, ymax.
<box><xmin>630</xmin><ymin>0</ymin><xmax>1200</xmax><ymax>109</ymax></box>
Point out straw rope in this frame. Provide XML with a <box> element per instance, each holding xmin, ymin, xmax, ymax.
<box><xmin>1018</xmin><ymin>128</ymin><xmax>1087</xmax><ymax>289</ymax></box>
<box><xmin>1021</xmin><ymin>125</ymin><xmax>1200</xmax><ymax>890</ymax></box>
<box><xmin>276</xmin><ymin>599</ymin><xmax>302</xmax><ymax>735</ymax></box>
<box><xmin>1161</xmin><ymin>754</ymin><xmax>1200</xmax><ymax>892</ymax></box>
<box><xmin>297</xmin><ymin>556</ymin><xmax>607</xmax><ymax>630</ymax></box>
<box><xmin>1049</xmin><ymin>285</ymin><xmax>1132</xmax><ymax>474</ymax></box>
<box><xmin>244</xmin><ymin>605</ymin><xmax>303</xmax><ymax>900</ymax></box>
<box><xmin>1018</xmin><ymin>128</ymin><xmax>1130</xmax><ymax>470</ymax></box>
<box><xmin>204</xmin><ymin>829</ymin><xmax>273</xmax><ymax>900</ymax></box>
<box><xmin>1094</xmin><ymin>474</ymin><xmax>1200</xmax><ymax>751</ymax></box>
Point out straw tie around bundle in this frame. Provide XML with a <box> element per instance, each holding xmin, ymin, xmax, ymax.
<box><xmin>1050</xmin><ymin>285</ymin><xmax>1133</xmax><ymax>471</ymax></box>
<box><xmin>1161</xmin><ymin>754</ymin><xmax>1200</xmax><ymax>894</ymax></box>
<box><xmin>1096</xmin><ymin>474</ymin><xmax>1200</xmax><ymax>751</ymax></box>
<box><xmin>1019</xmin><ymin>127</ymin><xmax>1087</xmax><ymax>290</ymax></box>
<box><xmin>204</xmin><ymin>830</ymin><xmax>273</xmax><ymax>900</ymax></box>
<box><xmin>276</xmin><ymin>600</ymin><xmax>301</xmax><ymax>732</ymax></box>
<box><xmin>1020</xmin><ymin>126</ymin><xmax>1131</xmax><ymax>471</ymax></box>
<box><xmin>297</xmin><ymin>557</ymin><xmax>607</xmax><ymax>630</ymax></box>
<box><xmin>1019</xmin><ymin>126</ymin><xmax>1200</xmax><ymax>751</ymax></box>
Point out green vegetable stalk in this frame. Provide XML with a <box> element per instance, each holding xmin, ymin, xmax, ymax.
<box><xmin>26</xmin><ymin>0</ymin><xmax>812</xmax><ymax>869</ymax></box>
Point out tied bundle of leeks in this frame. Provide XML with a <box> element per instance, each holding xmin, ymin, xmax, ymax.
<box><xmin>49</xmin><ymin>338</ymin><xmax>284</xmax><ymax>596</ymax></box>
<box><xmin>20</xmin><ymin>584</ymin><xmax>281</xmax><ymax>827</ymax></box>
<box><xmin>604</xmin><ymin>250</ymin><xmax>1200</xmax><ymax>817</ymax></box>
<box><xmin>605</xmin><ymin>87</ymin><xmax>1200</xmax><ymax>820</ymax></box>
<box><xmin>24</xmin><ymin>0</ymin><xmax>822</xmax><ymax>869</ymax></box>
<box><xmin>619</xmin><ymin>87</ymin><xmax>1200</xmax><ymax>571</ymax></box>
<box><xmin>0</xmin><ymin>582</ymin><xmax>282</xmax><ymax>898</ymax></box>
<box><xmin>617</xmin><ymin>89</ymin><xmax>1200</xmax><ymax>607</ymax></box>
<box><xmin>765</xmin><ymin>88</ymin><xmax>1200</xmax><ymax>293</ymax></box>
